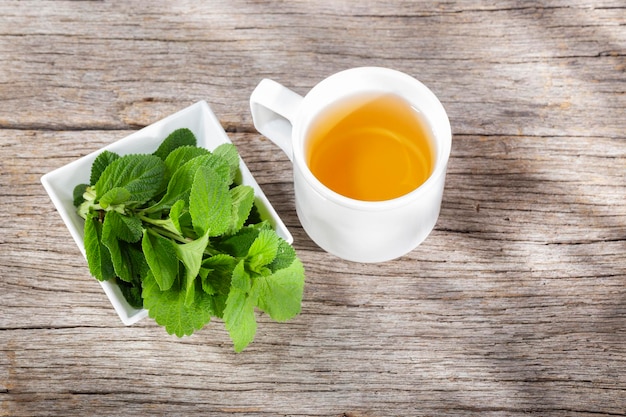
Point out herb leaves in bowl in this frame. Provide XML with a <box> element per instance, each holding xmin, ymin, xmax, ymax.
<box><xmin>73</xmin><ymin>127</ymin><xmax>305</xmax><ymax>352</ymax></box>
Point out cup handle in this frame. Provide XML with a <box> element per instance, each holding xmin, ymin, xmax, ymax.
<box><xmin>250</xmin><ymin>79</ymin><xmax>303</xmax><ymax>162</ymax></box>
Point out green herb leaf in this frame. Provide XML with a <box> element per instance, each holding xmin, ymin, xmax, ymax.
<box><xmin>101</xmin><ymin>211</ymin><xmax>144</xmax><ymax>282</ymax></box>
<box><xmin>164</xmin><ymin>146</ymin><xmax>210</xmax><ymax>176</ymax></box>
<box><xmin>102</xmin><ymin>233</ymin><xmax>132</xmax><ymax>282</ymax></box>
<box><xmin>254</xmin><ymin>257</ymin><xmax>305</xmax><ymax>322</ymax></box>
<box><xmin>90</xmin><ymin>150</ymin><xmax>120</xmax><ymax>185</ymax></box>
<box><xmin>228</xmin><ymin>185</ymin><xmax>255</xmax><ymax>235</ymax></box>
<box><xmin>214</xmin><ymin>225</ymin><xmax>261</xmax><ymax>258</ymax></box>
<box><xmin>201</xmin><ymin>254</ymin><xmax>237</xmax><ymax>317</ymax></box>
<box><xmin>168</xmin><ymin>199</ymin><xmax>186</xmax><ymax>234</ymax></box>
<box><xmin>189</xmin><ymin>166</ymin><xmax>232</xmax><ymax>237</ymax></box>
<box><xmin>116</xmin><ymin>276</ymin><xmax>143</xmax><ymax>309</ymax></box>
<box><xmin>172</xmin><ymin>230</ymin><xmax>209</xmax><ymax>307</ymax></box>
<box><xmin>73</xmin><ymin>183</ymin><xmax>89</xmax><ymax>207</ymax></box>
<box><xmin>247</xmin><ymin>229</ymin><xmax>280</xmax><ymax>275</ymax></box>
<box><xmin>147</xmin><ymin>153</ymin><xmax>215</xmax><ymax>213</ymax></box>
<box><xmin>99</xmin><ymin>187</ymin><xmax>131</xmax><ymax>209</ymax></box>
<box><xmin>84</xmin><ymin>215</ymin><xmax>115</xmax><ymax>281</ymax></box>
<box><xmin>142</xmin><ymin>270</ymin><xmax>214</xmax><ymax>337</ymax></box>
<box><xmin>95</xmin><ymin>154</ymin><xmax>166</xmax><ymax>205</ymax></box>
<box><xmin>101</xmin><ymin>210</ymin><xmax>142</xmax><ymax>243</ymax></box>
<box><xmin>109</xmin><ymin>242</ymin><xmax>149</xmax><ymax>289</ymax></box>
<box><xmin>126</xmin><ymin>242</ymin><xmax>149</xmax><ymax>283</ymax></box>
<box><xmin>142</xmin><ymin>229</ymin><xmax>179</xmax><ymax>291</ymax></box>
<box><xmin>268</xmin><ymin>238</ymin><xmax>297</xmax><ymax>272</ymax></box>
<box><xmin>153</xmin><ymin>128</ymin><xmax>197</xmax><ymax>161</ymax></box>
<box><xmin>194</xmin><ymin>153</ymin><xmax>232</xmax><ymax>186</ymax></box>
<box><xmin>223</xmin><ymin>260</ymin><xmax>257</xmax><ymax>352</ymax></box>
<box><xmin>213</xmin><ymin>143</ymin><xmax>240</xmax><ymax>184</ymax></box>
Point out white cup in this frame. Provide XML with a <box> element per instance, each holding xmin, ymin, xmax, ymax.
<box><xmin>250</xmin><ymin>67</ymin><xmax>451</xmax><ymax>262</ymax></box>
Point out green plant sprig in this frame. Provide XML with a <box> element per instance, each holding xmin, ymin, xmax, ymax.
<box><xmin>73</xmin><ymin>128</ymin><xmax>305</xmax><ymax>352</ymax></box>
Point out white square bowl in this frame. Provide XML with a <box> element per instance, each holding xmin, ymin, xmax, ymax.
<box><xmin>41</xmin><ymin>100</ymin><xmax>292</xmax><ymax>325</ymax></box>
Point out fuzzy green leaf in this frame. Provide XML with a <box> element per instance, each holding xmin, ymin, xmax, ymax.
<box><xmin>142</xmin><ymin>270</ymin><xmax>214</xmax><ymax>337</ymax></box>
<box><xmin>99</xmin><ymin>187</ymin><xmax>131</xmax><ymax>209</ymax></box>
<box><xmin>168</xmin><ymin>199</ymin><xmax>186</xmax><ymax>234</ymax></box>
<box><xmin>254</xmin><ymin>257</ymin><xmax>305</xmax><ymax>322</ymax></box>
<box><xmin>142</xmin><ymin>230</ymin><xmax>179</xmax><ymax>291</ymax></box>
<box><xmin>268</xmin><ymin>238</ymin><xmax>297</xmax><ymax>272</ymax></box>
<box><xmin>201</xmin><ymin>254</ymin><xmax>237</xmax><ymax>317</ymax></box>
<box><xmin>102</xmin><ymin>234</ymin><xmax>133</xmax><ymax>282</ymax></box>
<box><xmin>212</xmin><ymin>143</ymin><xmax>240</xmax><ymax>183</ymax></box>
<box><xmin>189</xmin><ymin>166</ymin><xmax>232</xmax><ymax>237</ymax></box>
<box><xmin>84</xmin><ymin>216</ymin><xmax>115</xmax><ymax>281</ymax></box>
<box><xmin>116</xmin><ymin>276</ymin><xmax>143</xmax><ymax>309</ymax></box>
<box><xmin>223</xmin><ymin>260</ymin><xmax>257</xmax><ymax>352</ymax></box>
<box><xmin>228</xmin><ymin>185</ymin><xmax>255</xmax><ymax>235</ymax></box>
<box><xmin>172</xmin><ymin>230</ymin><xmax>209</xmax><ymax>307</ymax></box>
<box><xmin>189</xmin><ymin>153</ymin><xmax>231</xmax><ymax>179</ymax></box>
<box><xmin>247</xmin><ymin>229</ymin><xmax>280</xmax><ymax>275</ymax></box>
<box><xmin>101</xmin><ymin>211</ymin><xmax>144</xmax><ymax>282</ymax></box>
<box><xmin>101</xmin><ymin>210</ymin><xmax>142</xmax><ymax>243</ymax></box>
<box><xmin>95</xmin><ymin>154</ymin><xmax>166</xmax><ymax>205</ymax></box>
<box><xmin>153</xmin><ymin>128</ymin><xmax>197</xmax><ymax>161</ymax></box>
<box><xmin>126</xmin><ymin>243</ymin><xmax>149</xmax><ymax>282</ymax></box>
<box><xmin>147</xmin><ymin>153</ymin><xmax>215</xmax><ymax>213</ymax></box>
<box><xmin>199</xmin><ymin>154</ymin><xmax>232</xmax><ymax>185</ymax></box>
<box><xmin>90</xmin><ymin>150</ymin><xmax>120</xmax><ymax>185</ymax></box>
<box><xmin>163</xmin><ymin>146</ymin><xmax>209</xmax><ymax>176</ymax></box>
<box><xmin>111</xmin><ymin>243</ymin><xmax>149</xmax><ymax>288</ymax></box>
<box><xmin>213</xmin><ymin>225</ymin><xmax>261</xmax><ymax>258</ymax></box>
<box><xmin>73</xmin><ymin>183</ymin><xmax>89</xmax><ymax>207</ymax></box>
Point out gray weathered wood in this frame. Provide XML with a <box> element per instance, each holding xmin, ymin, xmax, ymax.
<box><xmin>1</xmin><ymin>1</ymin><xmax>625</xmax><ymax>416</ymax></box>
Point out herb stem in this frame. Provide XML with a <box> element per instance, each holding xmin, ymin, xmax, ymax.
<box><xmin>77</xmin><ymin>201</ymin><xmax>103</xmax><ymax>220</ymax></box>
<box><xmin>143</xmin><ymin>221</ymin><xmax>189</xmax><ymax>244</ymax></box>
<box><xmin>141</xmin><ymin>216</ymin><xmax>219</xmax><ymax>256</ymax></box>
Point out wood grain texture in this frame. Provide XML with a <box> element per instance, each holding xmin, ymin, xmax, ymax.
<box><xmin>1</xmin><ymin>1</ymin><xmax>625</xmax><ymax>416</ymax></box>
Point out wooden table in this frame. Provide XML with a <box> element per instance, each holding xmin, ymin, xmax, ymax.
<box><xmin>1</xmin><ymin>1</ymin><xmax>625</xmax><ymax>415</ymax></box>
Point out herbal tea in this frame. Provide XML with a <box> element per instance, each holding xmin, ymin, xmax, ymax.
<box><xmin>306</xmin><ymin>93</ymin><xmax>434</xmax><ymax>201</ymax></box>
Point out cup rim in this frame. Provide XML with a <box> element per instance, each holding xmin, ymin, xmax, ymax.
<box><xmin>291</xmin><ymin>67</ymin><xmax>451</xmax><ymax>211</ymax></box>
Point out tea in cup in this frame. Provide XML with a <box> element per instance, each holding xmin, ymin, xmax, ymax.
<box><xmin>250</xmin><ymin>67</ymin><xmax>451</xmax><ymax>262</ymax></box>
